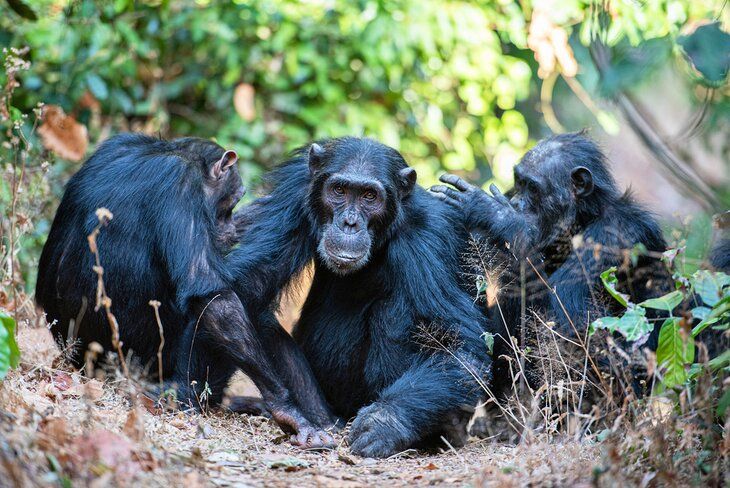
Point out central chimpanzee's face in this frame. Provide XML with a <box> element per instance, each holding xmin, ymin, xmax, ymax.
<box><xmin>318</xmin><ymin>171</ymin><xmax>388</xmax><ymax>273</ymax></box>
<box><xmin>307</xmin><ymin>138</ymin><xmax>416</xmax><ymax>275</ymax></box>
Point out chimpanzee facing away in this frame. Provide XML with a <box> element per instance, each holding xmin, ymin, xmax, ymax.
<box><xmin>36</xmin><ymin>134</ymin><xmax>335</xmax><ymax>447</ymax></box>
<box><xmin>432</xmin><ymin>132</ymin><xmax>672</xmax><ymax>395</ymax></box>
<box><xmin>230</xmin><ymin>137</ymin><xmax>491</xmax><ymax>458</ymax></box>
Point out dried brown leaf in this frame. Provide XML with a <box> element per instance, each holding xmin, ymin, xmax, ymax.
<box><xmin>37</xmin><ymin>105</ymin><xmax>89</xmax><ymax>161</ymax></box>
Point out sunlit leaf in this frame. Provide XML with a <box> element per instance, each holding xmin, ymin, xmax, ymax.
<box><xmin>656</xmin><ymin>318</ymin><xmax>695</xmax><ymax>388</ymax></box>
<box><xmin>0</xmin><ymin>312</ymin><xmax>21</xmax><ymax>380</ymax></box>
<box><xmin>639</xmin><ymin>290</ymin><xmax>683</xmax><ymax>312</ymax></box>
<box><xmin>691</xmin><ymin>270</ymin><xmax>730</xmax><ymax>307</ymax></box>
<box><xmin>590</xmin><ymin>307</ymin><xmax>652</xmax><ymax>342</ymax></box>
<box><xmin>599</xmin><ymin>267</ymin><xmax>631</xmax><ymax>308</ymax></box>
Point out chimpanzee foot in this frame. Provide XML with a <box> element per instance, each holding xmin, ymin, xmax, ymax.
<box><xmin>348</xmin><ymin>403</ymin><xmax>414</xmax><ymax>458</ymax></box>
<box><xmin>270</xmin><ymin>407</ymin><xmax>335</xmax><ymax>449</ymax></box>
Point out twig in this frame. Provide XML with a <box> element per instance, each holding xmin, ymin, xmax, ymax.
<box><xmin>149</xmin><ymin>300</ymin><xmax>165</xmax><ymax>388</ymax></box>
<box><xmin>87</xmin><ymin>207</ymin><xmax>128</xmax><ymax>377</ymax></box>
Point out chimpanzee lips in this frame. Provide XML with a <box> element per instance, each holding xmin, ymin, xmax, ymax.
<box><xmin>319</xmin><ymin>232</ymin><xmax>371</xmax><ymax>274</ymax></box>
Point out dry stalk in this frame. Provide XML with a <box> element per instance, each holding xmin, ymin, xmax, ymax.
<box><xmin>149</xmin><ymin>300</ymin><xmax>164</xmax><ymax>388</ymax></box>
<box><xmin>87</xmin><ymin>207</ymin><xmax>128</xmax><ymax>377</ymax></box>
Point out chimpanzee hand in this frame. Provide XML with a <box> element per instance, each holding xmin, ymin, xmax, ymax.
<box><xmin>431</xmin><ymin>174</ymin><xmax>528</xmax><ymax>245</ymax></box>
<box><xmin>347</xmin><ymin>402</ymin><xmax>414</xmax><ymax>458</ymax></box>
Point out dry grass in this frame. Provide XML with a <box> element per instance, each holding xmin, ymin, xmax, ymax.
<box><xmin>0</xmin><ymin>307</ymin><xmax>612</xmax><ymax>488</ymax></box>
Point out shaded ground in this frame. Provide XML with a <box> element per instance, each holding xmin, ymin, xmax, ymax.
<box><xmin>0</xmin><ymin>322</ymin><xmax>604</xmax><ymax>487</ymax></box>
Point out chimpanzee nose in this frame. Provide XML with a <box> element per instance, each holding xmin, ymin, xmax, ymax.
<box><xmin>340</xmin><ymin>212</ymin><xmax>360</xmax><ymax>233</ymax></box>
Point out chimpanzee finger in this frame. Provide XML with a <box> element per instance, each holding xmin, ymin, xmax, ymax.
<box><xmin>429</xmin><ymin>189</ymin><xmax>462</xmax><ymax>208</ymax></box>
<box><xmin>489</xmin><ymin>184</ymin><xmax>511</xmax><ymax>206</ymax></box>
<box><xmin>439</xmin><ymin>173</ymin><xmax>474</xmax><ymax>192</ymax></box>
<box><xmin>430</xmin><ymin>185</ymin><xmax>463</xmax><ymax>203</ymax></box>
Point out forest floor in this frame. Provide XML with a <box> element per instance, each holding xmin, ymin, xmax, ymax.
<box><xmin>2</xmin><ymin>320</ymin><xmax>605</xmax><ymax>487</ymax></box>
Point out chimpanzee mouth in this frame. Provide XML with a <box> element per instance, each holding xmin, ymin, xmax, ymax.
<box><xmin>319</xmin><ymin>237</ymin><xmax>370</xmax><ymax>274</ymax></box>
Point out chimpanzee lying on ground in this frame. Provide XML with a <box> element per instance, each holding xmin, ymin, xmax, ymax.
<box><xmin>432</xmin><ymin>132</ymin><xmax>673</xmax><ymax>396</ymax></box>
<box><xmin>230</xmin><ymin>137</ymin><xmax>492</xmax><ymax>458</ymax></box>
<box><xmin>36</xmin><ymin>134</ymin><xmax>335</xmax><ymax>447</ymax></box>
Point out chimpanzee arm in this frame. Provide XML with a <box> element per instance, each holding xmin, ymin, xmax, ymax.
<box><xmin>227</xmin><ymin>160</ymin><xmax>340</xmax><ymax>429</ymax></box>
<box><xmin>228</xmin><ymin>160</ymin><xmax>317</xmax><ymax>310</ymax></box>
<box><xmin>349</xmin><ymin>348</ymin><xmax>485</xmax><ymax>457</ymax></box>
<box><xmin>431</xmin><ymin>175</ymin><xmax>538</xmax><ymax>254</ymax></box>
<box><xmin>185</xmin><ymin>290</ymin><xmax>334</xmax><ymax>447</ymax></box>
<box><xmin>348</xmin><ymin>206</ymin><xmax>491</xmax><ymax>457</ymax></box>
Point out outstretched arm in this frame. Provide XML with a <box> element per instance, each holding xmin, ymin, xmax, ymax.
<box><xmin>431</xmin><ymin>174</ymin><xmax>538</xmax><ymax>254</ymax></box>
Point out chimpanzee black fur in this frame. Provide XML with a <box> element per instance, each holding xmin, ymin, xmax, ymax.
<box><xmin>230</xmin><ymin>137</ymin><xmax>491</xmax><ymax>458</ymax></box>
<box><xmin>433</xmin><ymin>132</ymin><xmax>673</xmax><ymax>395</ymax></box>
<box><xmin>36</xmin><ymin>133</ymin><xmax>335</xmax><ymax>448</ymax></box>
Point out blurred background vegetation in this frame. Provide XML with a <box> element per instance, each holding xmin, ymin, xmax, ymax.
<box><xmin>0</xmin><ymin>0</ymin><xmax>728</xmax><ymax>292</ymax></box>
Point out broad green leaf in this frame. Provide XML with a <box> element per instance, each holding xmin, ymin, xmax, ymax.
<box><xmin>708</xmin><ymin>350</ymin><xmax>730</xmax><ymax>372</ymax></box>
<box><xmin>690</xmin><ymin>306</ymin><xmax>712</xmax><ymax>321</ymax></box>
<box><xmin>599</xmin><ymin>267</ymin><xmax>631</xmax><ymax>308</ymax></box>
<box><xmin>656</xmin><ymin>318</ymin><xmax>695</xmax><ymax>388</ymax></box>
<box><xmin>0</xmin><ymin>312</ymin><xmax>21</xmax><ymax>380</ymax></box>
<box><xmin>590</xmin><ymin>307</ymin><xmax>652</xmax><ymax>342</ymax></box>
<box><xmin>639</xmin><ymin>290</ymin><xmax>683</xmax><ymax>312</ymax></box>
<box><xmin>678</xmin><ymin>22</ymin><xmax>730</xmax><ymax>85</ymax></box>
<box><xmin>691</xmin><ymin>270</ymin><xmax>730</xmax><ymax>307</ymax></box>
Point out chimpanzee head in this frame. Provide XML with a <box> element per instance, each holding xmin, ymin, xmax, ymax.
<box><xmin>172</xmin><ymin>138</ymin><xmax>245</xmax><ymax>247</ymax></box>
<box><xmin>306</xmin><ymin>137</ymin><xmax>417</xmax><ymax>274</ymax></box>
<box><xmin>508</xmin><ymin>132</ymin><xmax>619</xmax><ymax>229</ymax></box>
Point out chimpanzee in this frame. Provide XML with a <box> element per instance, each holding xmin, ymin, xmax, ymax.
<box><xmin>36</xmin><ymin>133</ymin><xmax>335</xmax><ymax>447</ymax></box>
<box><xmin>229</xmin><ymin>137</ymin><xmax>492</xmax><ymax>458</ymax></box>
<box><xmin>711</xmin><ymin>239</ymin><xmax>729</xmax><ymax>272</ymax></box>
<box><xmin>432</xmin><ymin>132</ymin><xmax>672</xmax><ymax>395</ymax></box>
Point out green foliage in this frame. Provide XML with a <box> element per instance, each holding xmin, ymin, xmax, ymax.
<box><xmin>639</xmin><ymin>290</ymin><xmax>683</xmax><ymax>311</ymax></box>
<box><xmin>1</xmin><ymin>0</ymin><xmax>537</xmax><ymax>188</ymax></box>
<box><xmin>592</xmin><ymin>253</ymin><xmax>729</xmax><ymax>397</ymax></box>
<box><xmin>590</xmin><ymin>306</ymin><xmax>652</xmax><ymax>343</ymax></box>
<box><xmin>0</xmin><ymin>311</ymin><xmax>20</xmax><ymax>379</ymax></box>
<box><xmin>655</xmin><ymin>317</ymin><xmax>695</xmax><ymax>388</ymax></box>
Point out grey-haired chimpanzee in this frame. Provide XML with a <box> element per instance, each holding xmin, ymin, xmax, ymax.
<box><xmin>36</xmin><ymin>134</ymin><xmax>335</xmax><ymax>448</ymax></box>
<box><xmin>432</xmin><ymin>132</ymin><xmax>672</xmax><ymax>394</ymax></box>
<box><xmin>229</xmin><ymin>137</ymin><xmax>491</xmax><ymax>458</ymax></box>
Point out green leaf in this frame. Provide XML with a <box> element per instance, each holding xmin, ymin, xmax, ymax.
<box><xmin>678</xmin><ymin>22</ymin><xmax>730</xmax><ymax>85</ymax></box>
<box><xmin>717</xmin><ymin>388</ymin><xmax>730</xmax><ymax>417</ymax></box>
<box><xmin>6</xmin><ymin>0</ymin><xmax>37</xmax><ymax>21</ymax></box>
<box><xmin>0</xmin><ymin>312</ymin><xmax>21</xmax><ymax>380</ymax></box>
<box><xmin>639</xmin><ymin>290</ymin><xmax>684</xmax><ymax>312</ymax></box>
<box><xmin>708</xmin><ymin>350</ymin><xmax>730</xmax><ymax>372</ymax></box>
<box><xmin>590</xmin><ymin>307</ymin><xmax>652</xmax><ymax>342</ymax></box>
<box><xmin>691</xmin><ymin>306</ymin><xmax>712</xmax><ymax>321</ymax></box>
<box><xmin>691</xmin><ymin>270</ymin><xmax>730</xmax><ymax>307</ymax></box>
<box><xmin>482</xmin><ymin>331</ymin><xmax>494</xmax><ymax>355</ymax></box>
<box><xmin>599</xmin><ymin>267</ymin><xmax>631</xmax><ymax>308</ymax></box>
<box><xmin>86</xmin><ymin>74</ymin><xmax>109</xmax><ymax>100</ymax></box>
<box><xmin>656</xmin><ymin>318</ymin><xmax>695</xmax><ymax>388</ymax></box>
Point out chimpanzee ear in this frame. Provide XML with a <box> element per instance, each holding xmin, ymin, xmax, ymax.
<box><xmin>398</xmin><ymin>167</ymin><xmax>417</xmax><ymax>196</ymax></box>
<box><xmin>571</xmin><ymin>166</ymin><xmax>594</xmax><ymax>198</ymax></box>
<box><xmin>308</xmin><ymin>143</ymin><xmax>326</xmax><ymax>174</ymax></box>
<box><xmin>211</xmin><ymin>150</ymin><xmax>238</xmax><ymax>179</ymax></box>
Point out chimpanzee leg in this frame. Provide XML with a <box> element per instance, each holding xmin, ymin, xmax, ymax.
<box><xmin>179</xmin><ymin>290</ymin><xmax>334</xmax><ymax>447</ymax></box>
<box><xmin>256</xmin><ymin>310</ymin><xmax>340</xmax><ymax>429</ymax></box>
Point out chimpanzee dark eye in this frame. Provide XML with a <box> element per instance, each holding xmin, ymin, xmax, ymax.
<box><xmin>333</xmin><ymin>184</ymin><xmax>345</xmax><ymax>195</ymax></box>
<box><xmin>362</xmin><ymin>190</ymin><xmax>377</xmax><ymax>202</ymax></box>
